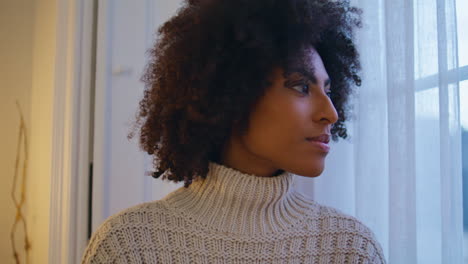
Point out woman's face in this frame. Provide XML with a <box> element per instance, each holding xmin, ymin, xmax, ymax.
<box><xmin>220</xmin><ymin>48</ymin><xmax>338</xmax><ymax>177</ymax></box>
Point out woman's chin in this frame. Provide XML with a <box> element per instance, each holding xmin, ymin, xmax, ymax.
<box><xmin>287</xmin><ymin>161</ymin><xmax>325</xmax><ymax>178</ymax></box>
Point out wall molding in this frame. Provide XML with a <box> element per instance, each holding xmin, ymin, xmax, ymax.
<box><xmin>48</xmin><ymin>0</ymin><xmax>95</xmax><ymax>263</ymax></box>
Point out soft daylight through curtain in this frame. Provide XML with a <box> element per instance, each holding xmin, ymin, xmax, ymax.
<box><xmin>305</xmin><ymin>0</ymin><xmax>464</xmax><ymax>263</ymax></box>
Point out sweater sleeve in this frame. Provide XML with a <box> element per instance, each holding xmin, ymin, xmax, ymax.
<box><xmin>316</xmin><ymin>204</ymin><xmax>387</xmax><ymax>264</ymax></box>
<box><xmin>81</xmin><ymin>220</ymin><xmax>124</xmax><ymax>264</ymax></box>
<box><xmin>367</xmin><ymin>238</ymin><xmax>386</xmax><ymax>264</ymax></box>
<box><xmin>361</xmin><ymin>224</ymin><xmax>386</xmax><ymax>264</ymax></box>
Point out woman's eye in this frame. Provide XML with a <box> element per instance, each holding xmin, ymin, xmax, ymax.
<box><xmin>326</xmin><ymin>90</ymin><xmax>332</xmax><ymax>97</ymax></box>
<box><xmin>291</xmin><ymin>83</ymin><xmax>310</xmax><ymax>95</ymax></box>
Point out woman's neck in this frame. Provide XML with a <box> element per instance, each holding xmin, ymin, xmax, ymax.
<box><xmin>162</xmin><ymin>161</ymin><xmax>317</xmax><ymax>235</ymax></box>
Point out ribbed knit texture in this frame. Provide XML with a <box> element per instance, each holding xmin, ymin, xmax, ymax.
<box><xmin>82</xmin><ymin>162</ymin><xmax>386</xmax><ymax>264</ymax></box>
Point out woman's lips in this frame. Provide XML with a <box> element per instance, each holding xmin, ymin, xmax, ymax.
<box><xmin>306</xmin><ymin>139</ymin><xmax>330</xmax><ymax>152</ymax></box>
<box><xmin>306</xmin><ymin>134</ymin><xmax>330</xmax><ymax>143</ymax></box>
<box><xmin>305</xmin><ymin>134</ymin><xmax>331</xmax><ymax>152</ymax></box>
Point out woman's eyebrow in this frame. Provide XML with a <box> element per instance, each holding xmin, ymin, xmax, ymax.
<box><xmin>309</xmin><ymin>77</ymin><xmax>331</xmax><ymax>88</ymax></box>
<box><xmin>282</xmin><ymin>69</ymin><xmax>330</xmax><ymax>88</ymax></box>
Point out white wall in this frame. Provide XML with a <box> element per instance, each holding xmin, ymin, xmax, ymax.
<box><xmin>0</xmin><ymin>0</ymin><xmax>56</xmax><ymax>263</ymax></box>
<box><xmin>28</xmin><ymin>0</ymin><xmax>57</xmax><ymax>263</ymax></box>
<box><xmin>0</xmin><ymin>1</ymin><xmax>35</xmax><ymax>263</ymax></box>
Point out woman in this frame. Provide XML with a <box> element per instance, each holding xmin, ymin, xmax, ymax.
<box><xmin>82</xmin><ymin>0</ymin><xmax>386</xmax><ymax>263</ymax></box>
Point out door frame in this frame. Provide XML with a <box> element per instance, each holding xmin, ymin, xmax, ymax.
<box><xmin>48</xmin><ymin>0</ymin><xmax>96</xmax><ymax>263</ymax></box>
<box><xmin>90</xmin><ymin>0</ymin><xmax>109</xmax><ymax>233</ymax></box>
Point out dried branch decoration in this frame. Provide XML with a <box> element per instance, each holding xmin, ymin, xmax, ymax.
<box><xmin>10</xmin><ymin>101</ymin><xmax>31</xmax><ymax>264</ymax></box>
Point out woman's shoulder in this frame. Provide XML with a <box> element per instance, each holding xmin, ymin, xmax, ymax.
<box><xmin>91</xmin><ymin>200</ymin><xmax>173</xmax><ymax>235</ymax></box>
<box><xmin>99</xmin><ymin>200</ymin><xmax>170</xmax><ymax>227</ymax></box>
<box><xmin>303</xmin><ymin>201</ymin><xmax>386</xmax><ymax>263</ymax></box>
<box><xmin>294</xmin><ymin>194</ymin><xmax>377</xmax><ymax>235</ymax></box>
<box><xmin>315</xmin><ymin>202</ymin><xmax>375</xmax><ymax>235</ymax></box>
<box><xmin>81</xmin><ymin>200</ymin><xmax>173</xmax><ymax>263</ymax></box>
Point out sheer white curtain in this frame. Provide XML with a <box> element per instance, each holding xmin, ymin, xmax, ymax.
<box><xmin>296</xmin><ymin>0</ymin><xmax>464</xmax><ymax>263</ymax></box>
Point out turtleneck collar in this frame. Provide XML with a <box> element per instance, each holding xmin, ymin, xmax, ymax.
<box><xmin>162</xmin><ymin>162</ymin><xmax>318</xmax><ymax>235</ymax></box>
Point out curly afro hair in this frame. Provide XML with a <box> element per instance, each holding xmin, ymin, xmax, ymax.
<box><xmin>130</xmin><ymin>0</ymin><xmax>362</xmax><ymax>187</ymax></box>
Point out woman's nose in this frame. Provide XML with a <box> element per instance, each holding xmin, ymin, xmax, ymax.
<box><xmin>316</xmin><ymin>94</ymin><xmax>338</xmax><ymax>125</ymax></box>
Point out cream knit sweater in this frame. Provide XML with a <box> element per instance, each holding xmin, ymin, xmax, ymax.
<box><xmin>82</xmin><ymin>162</ymin><xmax>386</xmax><ymax>264</ymax></box>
